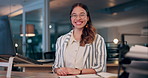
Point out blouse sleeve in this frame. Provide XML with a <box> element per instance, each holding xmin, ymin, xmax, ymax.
<box><xmin>52</xmin><ymin>37</ymin><xmax>61</xmax><ymax>72</ymax></box>
<box><xmin>91</xmin><ymin>36</ymin><xmax>107</xmax><ymax>73</ymax></box>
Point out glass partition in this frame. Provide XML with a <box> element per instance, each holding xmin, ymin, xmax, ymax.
<box><xmin>49</xmin><ymin>23</ymin><xmax>72</xmax><ymax>51</ymax></box>
<box><xmin>25</xmin><ymin>8</ymin><xmax>43</xmax><ymax>60</ymax></box>
<box><xmin>10</xmin><ymin>8</ymin><xmax>43</xmax><ymax>60</ymax></box>
<box><xmin>10</xmin><ymin>13</ymin><xmax>23</xmax><ymax>55</ymax></box>
<box><xmin>9</xmin><ymin>0</ymin><xmax>50</xmax><ymax>60</ymax></box>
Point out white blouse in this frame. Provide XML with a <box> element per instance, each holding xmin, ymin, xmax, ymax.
<box><xmin>64</xmin><ymin>32</ymin><xmax>85</xmax><ymax>69</ymax></box>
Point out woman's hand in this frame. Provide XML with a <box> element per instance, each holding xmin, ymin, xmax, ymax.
<box><xmin>55</xmin><ymin>67</ymin><xmax>68</xmax><ymax>76</ymax></box>
<box><xmin>66</xmin><ymin>68</ymin><xmax>80</xmax><ymax>75</ymax></box>
<box><xmin>55</xmin><ymin>68</ymin><xmax>80</xmax><ymax>76</ymax></box>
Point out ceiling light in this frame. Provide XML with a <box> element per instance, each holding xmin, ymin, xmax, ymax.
<box><xmin>108</xmin><ymin>2</ymin><xmax>115</xmax><ymax>7</ymax></box>
<box><xmin>15</xmin><ymin>43</ymin><xmax>18</xmax><ymax>47</ymax></box>
<box><xmin>49</xmin><ymin>25</ymin><xmax>52</xmax><ymax>28</ymax></box>
<box><xmin>20</xmin><ymin>24</ymin><xmax>35</xmax><ymax>37</ymax></box>
<box><xmin>113</xmin><ymin>38</ymin><xmax>119</xmax><ymax>44</ymax></box>
<box><xmin>112</xmin><ymin>12</ymin><xmax>118</xmax><ymax>15</ymax></box>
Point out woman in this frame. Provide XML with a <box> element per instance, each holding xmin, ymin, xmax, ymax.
<box><xmin>53</xmin><ymin>3</ymin><xmax>107</xmax><ymax>76</ymax></box>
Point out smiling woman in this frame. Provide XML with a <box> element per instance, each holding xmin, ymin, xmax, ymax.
<box><xmin>53</xmin><ymin>3</ymin><xmax>107</xmax><ymax>76</ymax></box>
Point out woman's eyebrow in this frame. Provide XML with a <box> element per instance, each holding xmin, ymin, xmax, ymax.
<box><xmin>72</xmin><ymin>12</ymin><xmax>85</xmax><ymax>15</ymax></box>
<box><xmin>71</xmin><ymin>11</ymin><xmax>86</xmax><ymax>15</ymax></box>
<box><xmin>80</xmin><ymin>12</ymin><xmax>85</xmax><ymax>14</ymax></box>
<box><xmin>71</xmin><ymin>13</ymin><xmax>76</xmax><ymax>15</ymax></box>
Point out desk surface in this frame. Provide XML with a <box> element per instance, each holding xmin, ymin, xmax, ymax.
<box><xmin>14</xmin><ymin>64</ymin><xmax>53</xmax><ymax>67</ymax></box>
<box><xmin>0</xmin><ymin>71</ymin><xmax>58</xmax><ymax>78</ymax></box>
<box><xmin>13</xmin><ymin>63</ymin><xmax>118</xmax><ymax>73</ymax></box>
<box><xmin>14</xmin><ymin>63</ymin><xmax>118</xmax><ymax>67</ymax></box>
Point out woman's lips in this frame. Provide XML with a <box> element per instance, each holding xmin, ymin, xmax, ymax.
<box><xmin>75</xmin><ymin>21</ymin><xmax>83</xmax><ymax>25</ymax></box>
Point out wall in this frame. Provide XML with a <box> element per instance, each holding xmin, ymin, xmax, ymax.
<box><xmin>97</xmin><ymin>21</ymin><xmax>148</xmax><ymax>45</ymax></box>
<box><xmin>117</xmin><ymin>22</ymin><xmax>148</xmax><ymax>45</ymax></box>
<box><xmin>97</xmin><ymin>27</ymin><xmax>120</xmax><ymax>42</ymax></box>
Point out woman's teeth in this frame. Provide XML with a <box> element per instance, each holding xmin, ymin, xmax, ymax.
<box><xmin>76</xmin><ymin>21</ymin><xmax>82</xmax><ymax>25</ymax></box>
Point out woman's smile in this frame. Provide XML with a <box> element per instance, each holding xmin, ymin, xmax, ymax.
<box><xmin>75</xmin><ymin>21</ymin><xmax>83</xmax><ymax>26</ymax></box>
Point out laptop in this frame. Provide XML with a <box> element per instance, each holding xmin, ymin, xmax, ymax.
<box><xmin>0</xmin><ymin>16</ymin><xmax>53</xmax><ymax>64</ymax></box>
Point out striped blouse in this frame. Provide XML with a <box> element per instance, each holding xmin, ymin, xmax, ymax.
<box><xmin>53</xmin><ymin>30</ymin><xmax>107</xmax><ymax>73</ymax></box>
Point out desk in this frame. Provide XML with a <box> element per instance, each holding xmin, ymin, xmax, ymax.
<box><xmin>0</xmin><ymin>71</ymin><xmax>58</xmax><ymax>78</ymax></box>
<box><xmin>107</xmin><ymin>63</ymin><xmax>119</xmax><ymax>74</ymax></box>
<box><xmin>14</xmin><ymin>64</ymin><xmax>53</xmax><ymax>72</ymax></box>
<box><xmin>14</xmin><ymin>63</ymin><xmax>119</xmax><ymax>73</ymax></box>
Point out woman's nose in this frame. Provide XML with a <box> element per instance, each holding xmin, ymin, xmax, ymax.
<box><xmin>76</xmin><ymin>15</ymin><xmax>81</xmax><ymax>19</ymax></box>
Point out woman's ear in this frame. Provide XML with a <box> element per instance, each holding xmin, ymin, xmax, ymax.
<box><xmin>87</xmin><ymin>16</ymin><xmax>89</xmax><ymax>21</ymax></box>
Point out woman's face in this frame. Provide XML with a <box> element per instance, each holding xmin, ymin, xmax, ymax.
<box><xmin>71</xmin><ymin>6</ymin><xmax>89</xmax><ymax>29</ymax></box>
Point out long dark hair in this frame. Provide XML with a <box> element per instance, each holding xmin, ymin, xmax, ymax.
<box><xmin>70</xmin><ymin>3</ymin><xmax>96</xmax><ymax>46</ymax></box>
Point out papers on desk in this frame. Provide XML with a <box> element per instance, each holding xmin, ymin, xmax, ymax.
<box><xmin>59</xmin><ymin>76</ymin><xmax>75</xmax><ymax>78</ymax></box>
<box><xmin>59</xmin><ymin>74</ymin><xmax>99</xmax><ymax>78</ymax></box>
<box><xmin>58</xmin><ymin>72</ymin><xmax>117</xmax><ymax>78</ymax></box>
<box><xmin>97</xmin><ymin>72</ymin><xmax>117</xmax><ymax>78</ymax></box>
<box><xmin>125</xmin><ymin>45</ymin><xmax>148</xmax><ymax>59</ymax></box>
<box><xmin>124</xmin><ymin>61</ymin><xmax>148</xmax><ymax>75</ymax></box>
<box><xmin>76</xmin><ymin>74</ymin><xmax>102</xmax><ymax>78</ymax></box>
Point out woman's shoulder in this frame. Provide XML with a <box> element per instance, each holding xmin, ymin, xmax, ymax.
<box><xmin>95</xmin><ymin>33</ymin><xmax>104</xmax><ymax>39</ymax></box>
<box><xmin>93</xmin><ymin>33</ymin><xmax>105</xmax><ymax>44</ymax></box>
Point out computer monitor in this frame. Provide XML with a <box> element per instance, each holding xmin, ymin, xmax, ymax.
<box><xmin>0</xmin><ymin>16</ymin><xmax>16</xmax><ymax>56</ymax></box>
<box><xmin>0</xmin><ymin>16</ymin><xmax>53</xmax><ymax>64</ymax></box>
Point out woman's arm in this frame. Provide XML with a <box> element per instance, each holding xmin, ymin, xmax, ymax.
<box><xmin>78</xmin><ymin>68</ymin><xmax>96</xmax><ymax>74</ymax></box>
<box><xmin>67</xmin><ymin>68</ymin><xmax>96</xmax><ymax>75</ymax></box>
<box><xmin>52</xmin><ymin>37</ymin><xmax>62</xmax><ymax>72</ymax></box>
<box><xmin>55</xmin><ymin>67</ymin><xmax>97</xmax><ymax>76</ymax></box>
<box><xmin>92</xmin><ymin>36</ymin><xmax>107</xmax><ymax>73</ymax></box>
<box><xmin>55</xmin><ymin>67</ymin><xmax>80</xmax><ymax>76</ymax></box>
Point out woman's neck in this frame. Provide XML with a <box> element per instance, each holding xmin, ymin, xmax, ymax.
<box><xmin>73</xmin><ymin>28</ymin><xmax>83</xmax><ymax>41</ymax></box>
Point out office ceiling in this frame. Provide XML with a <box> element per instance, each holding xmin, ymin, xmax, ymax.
<box><xmin>0</xmin><ymin>0</ymin><xmax>36</xmax><ymax>16</ymax></box>
<box><xmin>0</xmin><ymin>0</ymin><xmax>148</xmax><ymax>29</ymax></box>
<box><xmin>50</xmin><ymin>0</ymin><xmax>148</xmax><ymax>28</ymax></box>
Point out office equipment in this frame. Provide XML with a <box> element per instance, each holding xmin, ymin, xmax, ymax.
<box><xmin>126</xmin><ymin>45</ymin><xmax>148</xmax><ymax>60</ymax></box>
<box><xmin>0</xmin><ymin>16</ymin><xmax>53</xmax><ymax>77</ymax></box>
<box><xmin>13</xmin><ymin>63</ymin><xmax>53</xmax><ymax>72</ymax></box>
<box><xmin>0</xmin><ymin>16</ymin><xmax>55</xmax><ymax>64</ymax></box>
<box><xmin>0</xmin><ymin>53</ymin><xmax>43</xmax><ymax>64</ymax></box>
<box><xmin>44</xmin><ymin>51</ymin><xmax>55</xmax><ymax>59</ymax></box>
<box><xmin>0</xmin><ymin>15</ymin><xmax>16</xmax><ymax>77</ymax></box>
<box><xmin>0</xmin><ymin>16</ymin><xmax>42</xmax><ymax>64</ymax></box>
<box><xmin>0</xmin><ymin>57</ymin><xmax>14</xmax><ymax>77</ymax></box>
<box><xmin>124</xmin><ymin>45</ymin><xmax>148</xmax><ymax>78</ymax></box>
<box><xmin>106</xmin><ymin>42</ymin><xmax>119</xmax><ymax>64</ymax></box>
<box><xmin>0</xmin><ymin>16</ymin><xmax>15</xmax><ymax>56</ymax></box>
<box><xmin>118</xmin><ymin>34</ymin><xmax>148</xmax><ymax>78</ymax></box>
